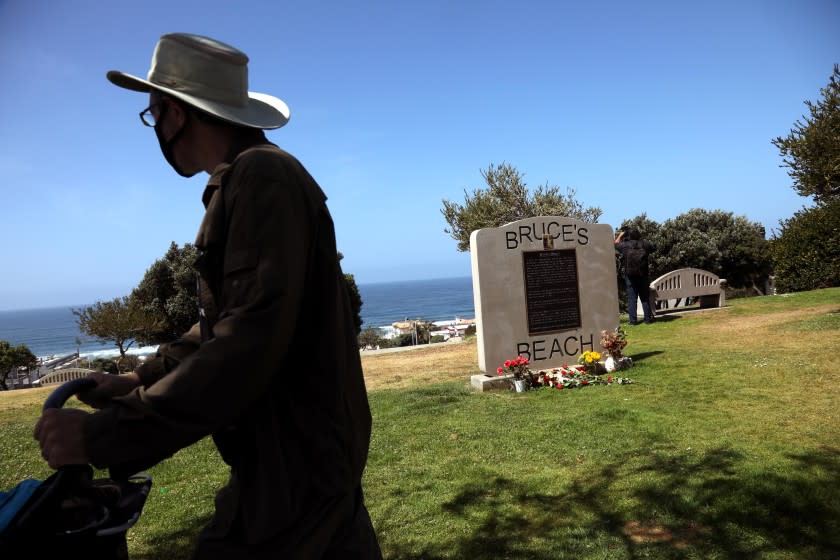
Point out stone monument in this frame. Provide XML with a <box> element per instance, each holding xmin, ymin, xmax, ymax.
<box><xmin>470</xmin><ymin>217</ymin><xmax>619</xmax><ymax>388</ymax></box>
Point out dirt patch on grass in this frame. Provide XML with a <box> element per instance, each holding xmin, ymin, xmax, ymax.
<box><xmin>361</xmin><ymin>341</ymin><xmax>479</xmax><ymax>391</ymax></box>
<box><xmin>622</xmin><ymin>520</ymin><xmax>709</xmax><ymax>548</ymax></box>
<box><xmin>0</xmin><ymin>386</ymin><xmax>51</xmax><ymax>407</ymax></box>
<box><xmin>690</xmin><ymin>303</ymin><xmax>839</xmax><ymax>350</ymax></box>
<box><xmin>0</xmin><ymin>386</ymin><xmax>51</xmax><ymax>422</ymax></box>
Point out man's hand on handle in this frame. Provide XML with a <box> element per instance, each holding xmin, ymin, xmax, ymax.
<box><xmin>34</xmin><ymin>407</ymin><xmax>90</xmax><ymax>469</ymax></box>
<box><xmin>33</xmin><ymin>371</ymin><xmax>142</xmax><ymax>469</ymax></box>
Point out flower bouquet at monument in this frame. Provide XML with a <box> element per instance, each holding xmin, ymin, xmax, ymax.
<box><xmin>496</xmin><ymin>355</ymin><xmax>533</xmax><ymax>392</ymax></box>
<box><xmin>600</xmin><ymin>328</ymin><xmax>633</xmax><ymax>372</ymax></box>
<box><xmin>577</xmin><ymin>350</ymin><xmax>603</xmax><ymax>373</ymax></box>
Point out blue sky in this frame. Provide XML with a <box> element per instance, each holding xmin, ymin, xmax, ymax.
<box><xmin>0</xmin><ymin>0</ymin><xmax>837</xmax><ymax>311</ymax></box>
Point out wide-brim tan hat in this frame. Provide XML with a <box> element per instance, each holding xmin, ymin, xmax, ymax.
<box><xmin>107</xmin><ymin>33</ymin><xmax>289</xmax><ymax>130</ymax></box>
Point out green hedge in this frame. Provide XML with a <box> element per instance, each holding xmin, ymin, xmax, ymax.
<box><xmin>771</xmin><ymin>199</ymin><xmax>840</xmax><ymax>293</ymax></box>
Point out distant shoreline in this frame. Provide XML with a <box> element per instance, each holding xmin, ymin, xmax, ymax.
<box><xmin>0</xmin><ymin>277</ymin><xmax>477</xmax><ymax>361</ymax></box>
<box><xmin>0</xmin><ymin>275</ymin><xmax>474</xmax><ymax>314</ymax></box>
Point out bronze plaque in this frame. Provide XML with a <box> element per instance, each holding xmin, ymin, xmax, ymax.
<box><xmin>523</xmin><ymin>249</ymin><xmax>581</xmax><ymax>334</ymax></box>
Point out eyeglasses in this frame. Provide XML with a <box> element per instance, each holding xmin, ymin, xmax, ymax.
<box><xmin>139</xmin><ymin>102</ymin><xmax>165</xmax><ymax>127</ymax></box>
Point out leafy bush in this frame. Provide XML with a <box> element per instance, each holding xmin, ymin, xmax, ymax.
<box><xmin>359</xmin><ymin>326</ymin><xmax>384</xmax><ymax>349</ymax></box>
<box><xmin>616</xmin><ymin>210</ymin><xmax>772</xmax><ymax>301</ymax></box>
<box><xmin>0</xmin><ymin>341</ymin><xmax>37</xmax><ymax>391</ymax></box>
<box><xmin>770</xmin><ymin>199</ymin><xmax>840</xmax><ymax>293</ymax></box>
<box><xmin>87</xmin><ymin>357</ymin><xmax>119</xmax><ymax>374</ymax></box>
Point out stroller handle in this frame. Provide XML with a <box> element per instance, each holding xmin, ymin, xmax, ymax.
<box><xmin>42</xmin><ymin>377</ymin><xmax>144</xmax><ymax>480</ymax></box>
<box><xmin>43</xmin><ymin>377</ymin><xmax>97</xmax><ymax>411</ymax></box>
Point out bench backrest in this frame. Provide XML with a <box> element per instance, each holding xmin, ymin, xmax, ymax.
<box><xmin>651</xmin><ymin>268</ymin><xmax>723</xmax><ymax>299</ymax></box>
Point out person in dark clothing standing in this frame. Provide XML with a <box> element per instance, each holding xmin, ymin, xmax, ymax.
<box><xmin>34</xmin><ymin>33</ymin><xmax>382</xmax><ymax>559</ymax></box>
<box><xmin>615</xmin><ymin>227</ymin><xmax>655</xmax><ymax>325</ymax></box>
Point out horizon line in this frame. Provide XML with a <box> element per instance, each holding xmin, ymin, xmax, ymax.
<box><xmin>0</xmin><ymin>275</ymin><xmax>474</xmax><ymax>313</ymax></box>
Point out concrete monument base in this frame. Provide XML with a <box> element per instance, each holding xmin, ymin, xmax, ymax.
<box><xmin>471</xmin><ymin>373</ymin><xmax>515</xmax><ymax>392</ymax></box>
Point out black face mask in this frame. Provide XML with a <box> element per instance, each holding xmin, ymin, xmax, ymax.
<box><xmin>153</xmin><ymin>102</ymin><xmax>197</xmax><ymax>178</ymax></box>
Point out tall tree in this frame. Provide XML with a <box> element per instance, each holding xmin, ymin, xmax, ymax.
<box><xmin>130</xmin><ymin>243</ymin><xmax>364</xmax><ymax>345</ymax></box>
<box><xmin>442</xmin><ymin>162</ymin><xmax>603</xmax><ymax>252</ymax></box>
<box><xmin>344</xmin><ymin>273</ymin><xmax>363</xmax><ymax>336</ymax></box>
<box><xmin>0</xmin><ymin>340</ymin><xmax>37</xmax><ymax>391</ymax></box>
<box><xmin>73</xmin><ymin>296</ymin><xmax>152</xmax><ymax>372</ymax></box>
<box><xmin>338</xmin><ymin>252</ymin><xmax>363</xmax><ymax>336</ymax></box>
<box><xmin>772</xmin><ymin>64</ymin><xmax>840</xmax><ymax>203</ymax></box>
<box><xmin>131</xmin><ymin>242</ymin><xmax>199</xmax><ymax>345</ymax></box>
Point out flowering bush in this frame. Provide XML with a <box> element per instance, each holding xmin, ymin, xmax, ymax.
<box><xmin>600</xmin><ymin>327</ymin><xmax>628</xmax><ymax>358</ymax></box>
<box><xmin>496</xmin><ymin>355</ymin><xmax>531</xmax><ymax>381</ymax></box>
<box><xmin>532</xmin><ymin>364</ymin><xmax>633</xmax><ymax>390</ymax></box>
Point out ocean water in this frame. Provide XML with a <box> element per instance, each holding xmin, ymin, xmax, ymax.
<box><xmin>0</xmin><ymin>276</ymin><xmax>475</xmax><ymax>360</ymax></box>
<box><xmin>358</xmin><ymin>276</ymin><xmax>475</xmax><ymax>329</ymax></box>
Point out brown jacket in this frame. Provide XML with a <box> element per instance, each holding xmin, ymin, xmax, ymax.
<box><xmin>83</xmin><ymin>140</ymin><xmax>373</xmax><ymax>548</ymax></box>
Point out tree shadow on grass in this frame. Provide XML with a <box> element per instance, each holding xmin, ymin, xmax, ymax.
<box><xmin>627</xmin><ymin>351</ymin><xmax>663</xmax><ymax>362</ymax></box>
<box><xmin>382</xmin><ymin>446</ymin><xmax>840</xmax><ymax>559</ymax></box>
<box><xmin>648</xmin><ymin>313</ymin><xmax>683</xmax><ymax>322</ymax></box>
<box><xmin>654</xmin><ymin>306</ymin><xmax>730</xmax><ymax>320</ymax></box>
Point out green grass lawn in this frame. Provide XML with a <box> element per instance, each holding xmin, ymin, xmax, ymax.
<box><xmin>2</xmin><ymin>288</ymin><xmax>838</xmax><ymax>559</ymax></box>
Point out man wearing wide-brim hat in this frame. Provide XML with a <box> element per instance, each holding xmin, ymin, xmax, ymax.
<box><xmin>34</xmin><ymin>32</ymin><xmax>382</xmax><ymax>559</ymax></box>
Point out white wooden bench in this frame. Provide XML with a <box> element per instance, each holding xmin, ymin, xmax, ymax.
<box><xmin>36</xmin><ymin>368</ymin><xmax>95</xmax><ymax>386</ymax></box>
<box><xmin>646</xmin><ymin>268</ymin><xmax>727</xmax><ymax>314</ymax></box>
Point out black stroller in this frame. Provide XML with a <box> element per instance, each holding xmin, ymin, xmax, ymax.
<box><xmin>0</xmin><ymin>378</ymin><xmax>153</xmax><ymax>560</ymax></box>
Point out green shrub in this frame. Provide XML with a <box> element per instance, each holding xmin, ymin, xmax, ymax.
<box><xmin>771</xmin><ymin>199</ymin><xmax>840</xmax><ymax>292</ymax></box>
<box><xmin>88</xmin><ymin>357</ymin><xmax>119</xmax><ymax>374</ymax></box>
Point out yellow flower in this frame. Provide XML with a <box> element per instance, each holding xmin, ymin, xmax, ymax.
<box><xmin>579</xmin><ymin>350</ymin><xmax>601</xmax><ymax>364</ymax></box>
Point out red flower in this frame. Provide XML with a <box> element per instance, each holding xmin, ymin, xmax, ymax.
<box><xmin>607</xmin><ymin>375</ymin><xmax>613</xmax><ymax>383</ymax></box>
<box><xmin>581</xmin><ymin>380</ymin><xmax>589</xmax><ymax>385</ymax></box>
<box><xmin>504</xmin><ymin>360</ymin><xmax>512</xmax><ymax>368</ymax></box>
<box><xmin>497</xmin><ymin>367</ymin><xmax>504</xmax><ymax>375</ymax></box>
<box><xmin>556</xmin><ymin>383</ymin><xmax>564</xmax><ymax>390</ymax></box>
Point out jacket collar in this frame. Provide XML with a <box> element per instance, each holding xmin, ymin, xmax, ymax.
<box><xmin>201</xmin><ymin>131</ymin><xmax>273</xmax><ymax>208</ymax></box>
